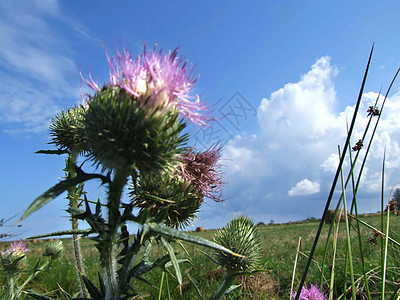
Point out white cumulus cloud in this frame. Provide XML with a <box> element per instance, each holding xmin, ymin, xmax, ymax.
<box><xmin>288</xmin><ymin>179</ymin><xmax>320</xmax><ymax>196</ymax></box>
<box><xmin>197</xmin><ymin>56</ymin><xmax>400</xmax><ymax>229</ymax></box>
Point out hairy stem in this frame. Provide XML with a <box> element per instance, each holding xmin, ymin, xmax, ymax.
<box><xmin>67</xmin><ymin>150</ymin><xmax>87</xmax><ymax>297</ymax></box>
<box><xmin>103</xmin><ymin>167</ymin><xmax>129</xmax><ymax>300</ymax></box>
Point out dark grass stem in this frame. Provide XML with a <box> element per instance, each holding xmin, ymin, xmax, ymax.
<box><xmin>319</xmin><ymin>91</ymin><xmax>381</xmax><ymax>290</ymax></box>
<box><xmin>294</xmin><ymin>44</ymin><xmax>374</xmax><ymax>300</ymax></box>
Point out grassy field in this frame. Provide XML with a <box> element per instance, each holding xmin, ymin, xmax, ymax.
<box><xmin>2</xmin><ymin>213</ymin><xmax>400</xmax><ymax>299</ymax></box>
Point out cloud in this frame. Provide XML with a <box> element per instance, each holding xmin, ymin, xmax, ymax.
<box><xmin>288</xmin><ymin>179</ymin><xmax>320</xmax><ymax>196</ymax></box>
<box><xmin>258</xmin><ymin>56</ymin><xmax>340</xmax><ymax>141</ymax></box>
<box><xmin>0</xmin><ymin>1</ymin><xmax>92</xmax><ymax>134</ymax></box>
<box><xmin>195</xmin><ymin>56</ymin><xmax>400</xmax><ymax>228</ymax></box>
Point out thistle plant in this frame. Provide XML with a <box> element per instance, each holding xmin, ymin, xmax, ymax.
<box><xmin>20</xmin><ymin>43</ymin><xmax>249</xmax><ymax>300</ymax></box>
<box><xmin>38</xmin><ymin>106</ymin><xmax>89</xmax><ymax>297</ymax></box>
<box><xmin>0</xmin><ymin>240</ymin><xmax>64</xmax><ymax>300</ymax></box>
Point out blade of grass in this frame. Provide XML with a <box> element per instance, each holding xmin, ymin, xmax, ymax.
<box><xmin>158</xmin><ymin>271</ymin><xmax>165</xmax><ymax>300</ymax></box>
<box><xmin>319</xmin><ymin>195</ymin><xmax>344</xmax><ymax>287</ymax></box>
<box><xmin>344</xmin><ymin>66</ymin><xmax>400</xmax><ymax>297</ymax></box>
<box><xmin>295</xmin><ymin>44</ymin><xmax>374</xmax><ymax>300</ymax></box>
<box><xmin>382</xmin><ymin>151</ymin><xmax>388</xmax><ymax>299</ymax></box>
<box><xmin>326</xmin><ymin>66</ymin><xmax>399</xmax><ymax>297</ymax></box>
<box><xmin>338</xmin><ymin>146</ymin><xmax>356</xmax><ymax>299</ymax></box>
<box><xmin>347</xmin><ymin>135</ymin><xmax>371</xmax><ymax>298</ymax></box>
<box><xmin>329</xmin><ymin>209</ymin><xmax>342</xmax><ymax>300</ymax></box>
<box><xmin>290</xmin><ymin>237</ymin><xmax>302</xmax><ymax>300</ymax></box>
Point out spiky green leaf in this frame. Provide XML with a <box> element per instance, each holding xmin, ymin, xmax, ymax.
<box><xmin>144</xmin><ymin>222</ymin><xmax>243</xmax><ymax>257</ymax></box>
<box><xmin>20</xmin><ymin>170</ymin><xmax>110</xmax><ymax>220</ymax></box>
<box><xmin>81</xmin><ymin>275</ymin><xmax>103</xmax><ymax>300</ymax></box>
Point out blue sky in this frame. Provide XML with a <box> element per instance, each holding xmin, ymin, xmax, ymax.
<box><xmin>1</xmin><ymin>1</ymin><xmax>400</xmax><ymax>239</ymax></box>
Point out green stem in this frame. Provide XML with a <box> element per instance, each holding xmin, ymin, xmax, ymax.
<box><xmin>338</xmin><ymin>147</ymin><xmax>356</xmax><ymax>299</ymax></box>
<box><xmin>67</xmin><ymin>150</ymin><xmax>87</xmax><ymax>298</ymax></box>
<box><xmin>158</xmin><ymin>271</ymin><xmax>165</xmax><ymax>300</ymax></box>
<box><xmin>103</xmin><ymin>167</ymin><xmax>130</xmax><ymax>300</ymax></box>
<box><xmin>8</xmin><ymin>272</ymin><xmax>16</xmax><ymax>299</ymax></box>
<box><xmin>210</xmin><ymin>272</ymin><xmax>235</xmax><ymax>300</ymax></box>
<box><xmin>17</xmin><ymin>259</ymin><xmax>51</xmax><ymax>295</ymax></box>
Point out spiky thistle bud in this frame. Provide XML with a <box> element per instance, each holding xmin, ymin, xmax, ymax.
<box><xmin>83</xmin><ymin>86</ymin><xmax>187</xmax><ymax>171</ymax></box>
<box><xmin>214</xmin><ymin>216</ymin><xmax>262</xmax><ymax>273</ymax></box>
<box><xmin>49</xmin><ymin>106</ymin><xmax>86</xmax><ymax>152</ymax></box>
<box><xmin>131</xmin><ymin>171</ymin><xmax>203</xmax><ymax>229</ymax></box>
<box><xmin>43</xmin><ymin>240</ymin><xmax>63</xmax><ymax>259</ymax></box>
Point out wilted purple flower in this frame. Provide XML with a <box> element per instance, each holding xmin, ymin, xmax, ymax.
<box><xmin>291</xmin><ymin>284</ymin><xmax>327</xmax><ymax>300</ymax></box>
<box><xmin>2</xmin><ymin>241</ymin><xmax>30</xmax><ymax>256</ymax></box>
<box><xmin>82</xmin><ymin>44</ymin><xmax>208</xmax><ymax>125</ymax></box>
<box><xmin>178</xmin><ymin>144</ymin><xmax>223</xmax><ymax>202</ymax></box>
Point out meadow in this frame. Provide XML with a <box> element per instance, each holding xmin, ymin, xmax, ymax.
<box><xmin>2</xmin><ymin>212</ymin><xmax>400</xmax><ymax>299</ymax></box>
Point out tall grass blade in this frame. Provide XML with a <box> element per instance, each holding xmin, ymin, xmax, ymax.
<box><xmin>290</xmin><ymin>237</ymin><xmax>302</xmax><ymax>300</ymax></box>
<box><xmin>338</xmin><ymin>146</ymin><xmax>356</xmax><ymax>299</ymax></box>
<box><xmin>329</xmin><ymin>209</ymin><xmax>342</xmax><ymax>300</ymax></box>
<box><xmin>347</xmin><ymin>139</ymin><xmax>371</xmax><ymax>298</ymax></box>
<box><xmin>158</xmin><ymin>271</ymin><xmax>165</xmax><ymax>300</ymax></box>
<box><xmin>382</xmin><ymin>151</ymin><xmax>388</xmax><ymax>299</ymax></box>
<box><xmin>295</xmin><ymin>44</ymin><xmax>374</xmax><ymax>300</ymax></box>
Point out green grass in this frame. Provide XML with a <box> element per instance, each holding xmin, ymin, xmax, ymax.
<box><xmin>2</xmin><ymin>213</ymin><xmax>400</xmax><ymax>299</ymax></box>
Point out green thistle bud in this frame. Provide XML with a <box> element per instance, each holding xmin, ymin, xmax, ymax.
<box><xmin>214</xmin><ymin>216</ymin><xmax>262</xmax><ymax>273</ymax></box>
<box><xmin>49</xmin><ymin>106</ymin><xmax>86</xmax><ymax>152</ymax></box>
<box><xmin>83</xmin><ymin>87</ymin><xmax>187</xmax><ymax>172</ymax></box>
<box><xmin>131</xmin><ymin>171</ymin><xmax>203</xmax><ymax>229</ymax></box>
<box><xmin>43</xmin><ymin>240</ymin><xmax>64</xmax><ymax>259</ymax></box>
<box><xmin>1</xmin><ymin>254</ymin><xmax>26</xmax><ymax>273</ymax></box>
<box><xmin>0</xmin><ymin>241</ymin><xmax>30</xmax><ymax>273</ymax></box>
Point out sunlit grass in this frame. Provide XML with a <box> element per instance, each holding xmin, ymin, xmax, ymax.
<box><xmin>2</xmin><ymin>213</ymin><xmax>399</xmax><ymax>299</ymax></box>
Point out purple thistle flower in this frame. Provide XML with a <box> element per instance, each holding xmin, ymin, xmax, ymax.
<box><xmin>178</xmin><ymin>144</ymin><xmax>223</xmax><ymax>202</ymax></box>
<box><xmin>291</xmin><ymin>284</ymin><xmax>327</xmax><ymax>300</ymax></box>
<box><xmin>82</xmin><ymin>44</ymin><xmax>209</xmax><ymax>125</ymax></box>
<box><xmin>2</xmin><ymin>241</ymin><xmax>30</xmax><ymax>256</ymax></box>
